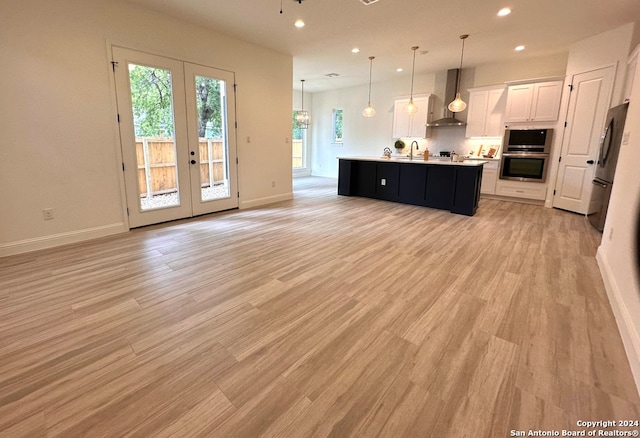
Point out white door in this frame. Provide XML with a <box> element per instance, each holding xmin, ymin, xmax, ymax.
<box><xmin>184</xmin><ymin>63</ymin><xmax>238</xmax><ymax>216</ymax></box>
<box><xmin>553</xmin><ymin>66</ymin><xmax>614</xmax><ymax>214</ymax></box>
<box><xmin>112</xmin><ymin>47</ymin><xmax>238</xmax><ymax>227</ymax></box>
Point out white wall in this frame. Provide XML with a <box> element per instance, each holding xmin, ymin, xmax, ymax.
<box><xmin>566</xmin><ymin>23</ymin><xmax>634</xmax><ymax>106</ymax></box>
<box><xmin>0</xmin><ymin>0</ymin><xmax>293</xmax><ymax>256</ymax></box>
<box><xmin>310</xmin><ymin>55</ymin><xmax>568</xmax><ymax>178</ymax></box>
<box><xmin>473</xmin><ymin>53</ymin><xmax>569</xmax><ymax>88</ymax></box>
<box><xmin>597</xmin><ymin>52</ymin><xmax>640</xmax><ymax>393</ymax></box>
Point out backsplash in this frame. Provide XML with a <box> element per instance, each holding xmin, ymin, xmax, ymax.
<box><xmin>424</xmin><ymin>126</ymin><xmax>502</xmax><ymax>156</ymax></box>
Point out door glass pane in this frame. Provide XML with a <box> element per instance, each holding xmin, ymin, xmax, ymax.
<box><xmin>194</xmin><ymin>75</ymin><xmax>230</xmax><ymax>201</ymax></box>
<box><xmin>292</xmin><ymin>111</ymin><xmax>304</xmax><ymax>168</ymax></box>
<box><xmin>128</xmin><ymin>64</ymin><xmax>180</xmax><ymax>210</ymax></box>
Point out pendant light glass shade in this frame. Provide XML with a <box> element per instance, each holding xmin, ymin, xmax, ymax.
<box><xmin>405</xmin><ymin>46</ymin><xmax>419</xmax><ymax>114</ymax></box>
<box><xmin>362</xmin><ymin>56</ymin><xmax>376</xmax><ymax>118</ymax></box>
<box><xmin>448</xmin><ymin>93</ymin><xmax>466</xmax><ymax>112</ymax></box>
<box><xmin>448</xmin><ymin>34</ymin><xmax>469</xmax><ymax>113</ymax></box>
<box><xmin>405</xmin><ymin>98</ymin><xmax>418</xmax><ymax>115</ymax></box>
<box><xmin>295</xmin><ymin>79</ymin><xmax>310</xmax><ymax>129</ymax></box>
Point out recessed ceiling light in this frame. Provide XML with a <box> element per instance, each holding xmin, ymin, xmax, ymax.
<box><xmin>515</xmin><ymin>45</ymin><xmax>525</xmax><ymax>51</ymax></box>
<box><xmin>294</xmin><ymin>19</ymin><xmax>305</xmax><ymax>28</ymax></box>
<box><xmin>396</xmin><ymin>68</ymin><xmax>403</xmax><ymax>72</ymax></box>
<box><xmin>352</xmin><ymin>48</ymin><xmax>360</xmax><ymax>53</ymax></box>
<box><xmin>497</xmin><ymin>8</ymin><xmax>511</xmax><ymax>16</ymax></box>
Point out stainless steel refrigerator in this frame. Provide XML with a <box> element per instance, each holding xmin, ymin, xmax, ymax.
<box><xmin>588</xmin><ymin>102</ymin><xmax>629</xmax><ymax>231</ymax></box>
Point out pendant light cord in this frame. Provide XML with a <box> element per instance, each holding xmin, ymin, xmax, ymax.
<box><xmin>409</xmin><ymin>46</ymin><xmax>418</xmax><ymax>99</ymax></box>
<box><xmin>367</xmin><ymin>56</ymin><xmax>374</xmax><ymax>104</ymax></box>
<box><xmin>456</xmin><ymin>35</ymin><xmax>469</xmax><ymax>95</ymax></box>
<box><xmin>301</xmin><ymin>79</ymin><xmax>304</xmax><ymax>111</ymax></box>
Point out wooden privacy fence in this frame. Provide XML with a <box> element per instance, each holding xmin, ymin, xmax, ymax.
<box><xmin>292</xmin><ymin>139</ymin><xmax>303</xmax><ymax>168</ymax></box>
<box><xmin>136</xmin><ymin>137</ymin><xmax>226</xmax><ymax>197</ymax></box>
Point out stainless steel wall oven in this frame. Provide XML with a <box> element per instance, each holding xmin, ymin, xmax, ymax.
<box><xmin>500</xmin><ymin>129</ymin><xmax>553</xmax><ymax>183</ymax></box>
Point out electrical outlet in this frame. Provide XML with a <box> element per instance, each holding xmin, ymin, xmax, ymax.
<box><xmin>43</xmin><ymin>208</ymin><xmax>54</xmax><ymax>220</ymax></box>
<box><xmin>271</xmin><ymin>181</ymin><xmax>276</xmax><ymax>188</ymax></box>
<box><xmin>246</xmin><ymin>136</ymin><xmax>251</xmax><ymax>143</ymax></box>
<box><xmin>285</xmin><ymin>137</ymin><xmax>290</xmax><ymax>144</ymax></box>
<box><xmin>609</xmin><ymin>227</ymin><xmax>614</xmax><ymax>241</ymax></box>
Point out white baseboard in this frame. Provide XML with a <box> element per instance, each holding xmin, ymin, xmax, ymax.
<box><xmin>239</xmin><ymin>192</ymin><xmax>293</xmax><ymax>210</ymax></box>
<box><xmin>311</xmin><ymin>171</ymin><xmax>337</xmax><ymax>178</ymax></box>
<box><xmin>596</xmin><ymin>247</ymin><xmax>640</xmax><ymax>395</ymax></box>
<box><xmin>0</xmin><ymin>222</ymin><xmax>127</xmax><ymax>257</ymax></box>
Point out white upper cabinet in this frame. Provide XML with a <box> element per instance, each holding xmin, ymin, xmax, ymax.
<box><xmin>465</xmin><ymin>86</ymin><xmax>506</xmax><ymax>137</ymax></box>
<box><xmin>504</xmin><ymin>80</ymin><xmax>563</xmax><ymax>123</ymax></box>
<box><xmin>623</xmin><ymin>44</ymin><xmax>639</xmax><ymax>103</ymax></box>
<box><xmin>393</xmin><ymin>95</ymin><xmax>432</xmax><ymax>138</ymax></box>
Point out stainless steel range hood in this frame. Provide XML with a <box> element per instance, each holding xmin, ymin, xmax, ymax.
<box><xmin>426</xmin><ymin>69</ymin><xmax>466</xmax><ymax>127</ymax></box>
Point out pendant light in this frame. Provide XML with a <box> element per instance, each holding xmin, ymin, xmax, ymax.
<box><xmin>405</xmin><ymin>46</ymin><xmax>419</xmax><ymax>115</ymax></box>
<box><xmin>295</xmin><ymin>79</ymin><xmax>310</xmax><ymax>129</ymax></box>
<box><xmin>362</xmin><ymin>56</ymin><xmax>376</xmax><ymax>118</ymax></box>
<box><xmin>448</xmin><ymin>34</ymin><xmax>469</xmax><ymax>113</ymax></box>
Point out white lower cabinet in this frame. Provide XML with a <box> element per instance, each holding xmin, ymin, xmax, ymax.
<box><xmin>480</xmin><ymin>161</ymin><xmax>499</xmax><ymax>194</ymax></box>
<box><xmin>495</xmin><ymin>179</ymin><xmax>547</xmax><ymax>200</ymax></box>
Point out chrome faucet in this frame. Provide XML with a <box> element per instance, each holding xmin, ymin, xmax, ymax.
<box><xmin>410</xmin><ymin>141</ymin><xmax>419</xmax><ymax>160</ymax></box>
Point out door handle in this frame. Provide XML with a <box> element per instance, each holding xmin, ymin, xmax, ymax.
<box><xmin>190</xmin><ymin>159</ymin><xmax>196</xmax><ymax>165</ymax></box>
<box><xmin>586</xmin><ymin>160</ymin><xmax>594</xmax><ymax>164</ymax></box>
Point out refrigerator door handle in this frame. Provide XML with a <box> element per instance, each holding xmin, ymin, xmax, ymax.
<box><xmin>592</xmin><ymin>180</ymin><xmax>608</xmax><ymax>189</ymax></box>
<box><xmin>599</xmin><ymin>119</ymin><xmax>614</xmax><ymax>165</ymax></box>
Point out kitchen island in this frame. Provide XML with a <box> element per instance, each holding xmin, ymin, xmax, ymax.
<box><xmin>338</xmin><ymin>157</ymin><xmax>486</xmax><ymax>216</ymax></box>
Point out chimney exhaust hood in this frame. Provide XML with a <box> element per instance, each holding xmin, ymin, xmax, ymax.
<box><xmin>426</xmin><ymin>69</ymin><xmax>466</xmax><ymax>127</ymax></box>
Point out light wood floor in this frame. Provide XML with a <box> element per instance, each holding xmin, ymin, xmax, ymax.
<box><xmin>1</xmin><ymin>177</ymin><xmax>638</xmax><ymax>437</ymax></box>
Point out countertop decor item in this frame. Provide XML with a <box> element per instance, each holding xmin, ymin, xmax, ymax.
<box><xmin>394</xmin><ymin>139</ymin><xmax>405</xmax><ymax>150</ymax></box>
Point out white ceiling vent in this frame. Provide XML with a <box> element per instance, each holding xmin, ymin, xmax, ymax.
<box><xmin>360</xmin><ymin>0</ymin><xmax>380</xmax><ymax>5</ymax></box>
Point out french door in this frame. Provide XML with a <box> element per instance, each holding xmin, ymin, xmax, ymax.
<box><xmin>112</xmin><ymin>47</ymin><xmax>238</xmax><ymax>228</ymax></box>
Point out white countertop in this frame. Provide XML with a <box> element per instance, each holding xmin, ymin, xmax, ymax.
<box><xmin>338</xmin><ymin>156</ymin><xmax>488</xmax><ymax>166</ymax></box>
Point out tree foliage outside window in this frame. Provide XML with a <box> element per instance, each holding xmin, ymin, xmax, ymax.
<box><xmin>333</xmin><ymin>108</ymin><xmax>343</xmax><ymax>143</ymax></box>
<box><xmin>292</xmin><ymin>111</ymin><xmax>304</xmax><ymax>141</ymax></box>
<box><xmin>128</xmin><ymin>64</ymin><xmax>223</xmax><ymax>138</ymax></box>
<box><xmin>195</xmin><ymin>76</ymin><xmax>223</xmax><ymax>138</ymax></box>
<box><xmin>129</xmin><ymin>65</ymin><xmax>174</xmax><ymax>137</ymax></box>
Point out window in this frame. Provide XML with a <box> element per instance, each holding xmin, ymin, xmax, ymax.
<box><xmin>292</xmin><ymin>111</ymin><xmax>305</xmax><ymax>170</ymax></box>
<box><xmin>332</xmin><ymin>108</ymin><xmax>343</xmax><ymax>143</ymax></box>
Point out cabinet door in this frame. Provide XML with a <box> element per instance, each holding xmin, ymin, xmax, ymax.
<box><xmin>408</xmin><ymin>96</ymin><xmax>429</xmax><ymax>138</ymax></box>
<box><xmin>393</xmin><ymin>97</ymin><xmax>429</xmax><ymax>138</ymax></box>
<box><xmin>398</xmin><ymin>163</ymin><xmax>427</xmax><ymax>205</ymax></box>
<box><xmin>376</xmin><ymin>162</ymin><xmax>400</xmax><ymax>200</ymax></box>
<box><xmin>530</xmin><ymin>81</ymin><xmax>563</xmax><ymax>122</ymax></box>
<box><xmin>425</xmin><ymin>166</ymin><xmax>455</xmax><ymax>209</ymax></box>
<box><xmin>480</xmin><ymin>168</ymin><xmax>498</xmax><ymax>194</ymax></box>
<box><xmin>465</xmin><ymin>91</ymin><xmax>489</xmax><ymax>137</ymax></box>
<box><xmin>485</xmin><ymin>88</ymin><xmax>506</xmax><ymax>136</ymax></box>
<box><xmin>505</xmin><ymin>84</ymin><xmax>534</xmax><ymax>122</ymax></box>
<box><xmin>393</xmin><ymin>99</ymin><xmax>411</xmax><ymax>138</ymax></box>
<box><xmin>355</xmin><ymin>161</ymin><xmax>377</xmax><ymax>197</ymax></box>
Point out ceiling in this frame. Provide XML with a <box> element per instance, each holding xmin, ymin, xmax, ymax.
<box><xmin>123</xmin><ymin>0</ymin><xmax>640</xmax><ymax>93</ymax></box>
